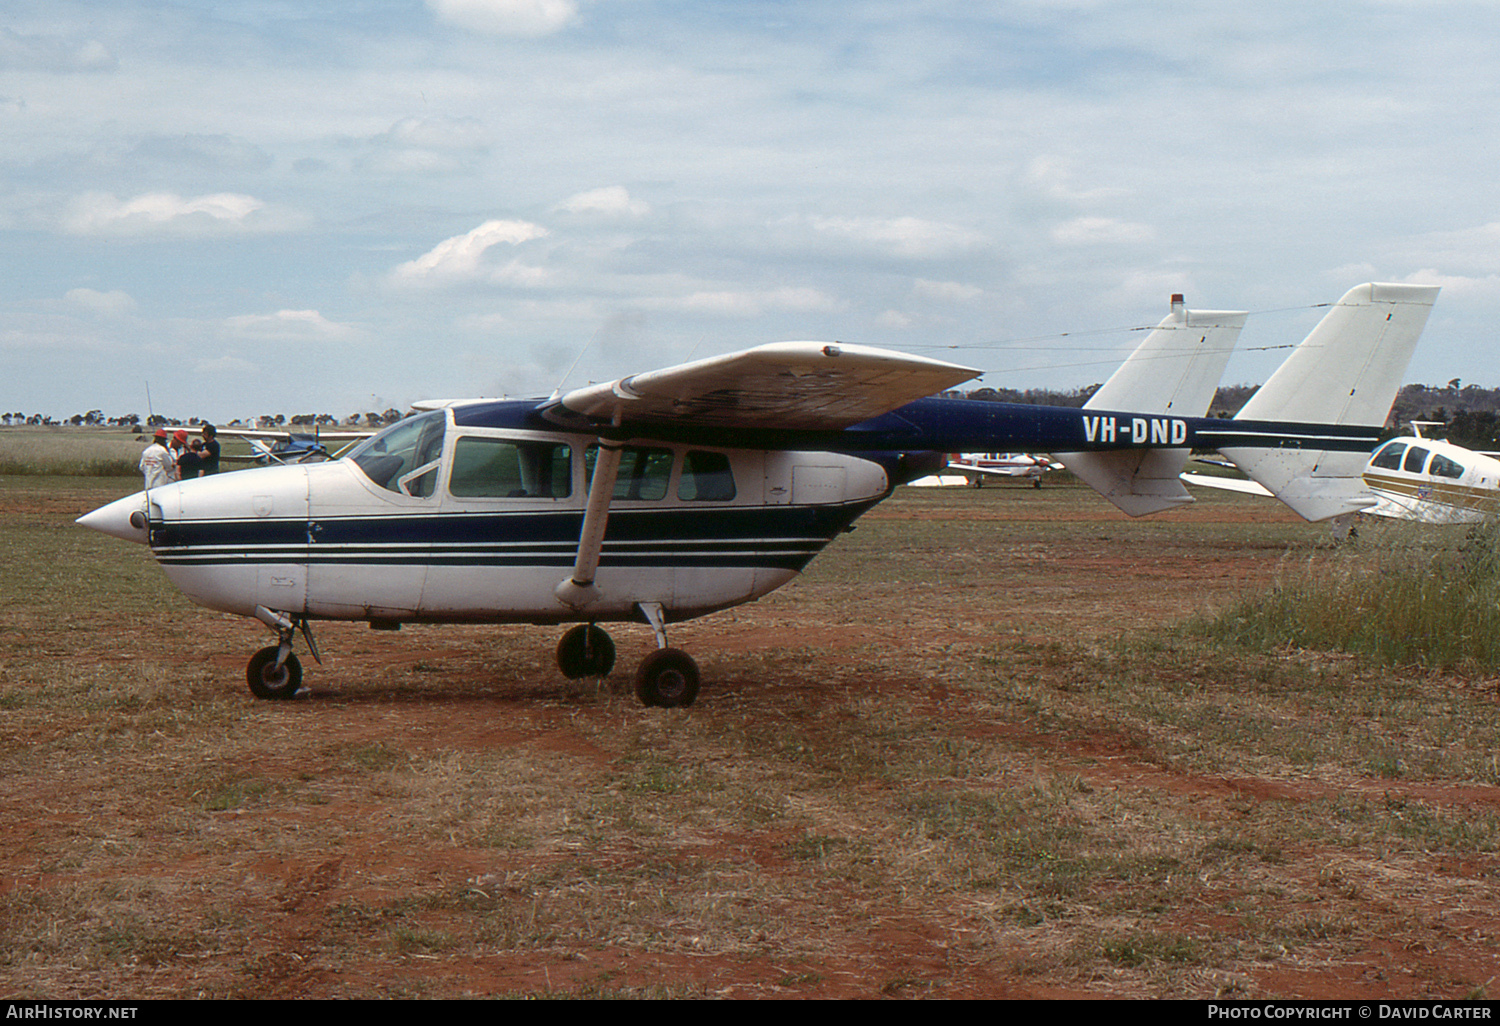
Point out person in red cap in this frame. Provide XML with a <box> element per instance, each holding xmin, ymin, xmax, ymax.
<box><xmin>139</xmin><ymin>428</ymin><xmax>176</xmax><ymax>490</ymax></box>
<box><xmin>177</xmin><ymin>430</ymin><xmax>204</xmax><ymax>480</ymax></box>
<box><xmin>169</xmin><ymin>429</ymin><xmax>190</xmax><ymax>481</ymax></box>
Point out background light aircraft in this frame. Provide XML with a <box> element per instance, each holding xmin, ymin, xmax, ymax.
<box><xmin>77</xmin><ymin>283</ymin><xmax>1438</xmax><ymax>708</ymax></box>
<box><xmin>943</xmin><ymin>452</ymin><xmax>1064</xmax><ymax>488</ymax></box>
<box><xmin>1357</xmin><ymin>425</ymin><xmax>1500</xmax><ymax>523</ymax></box>
<box><xmin>215</xmin><ymin>426</ymin><xmax>373</xmax><ymax>466</ymax></box>
<box><xmin>1182</xmin><ymin>422</ymin><xmax>1500</xmax><ymax>526</ymax></box>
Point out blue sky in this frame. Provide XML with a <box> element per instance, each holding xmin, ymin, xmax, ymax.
<box><xmin>4</xmin><ymin>0</ymin><xmax>1499</xmax><ymax>423</ymax></box>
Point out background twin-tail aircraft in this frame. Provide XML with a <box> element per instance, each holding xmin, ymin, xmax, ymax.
<box><xmin>78</xmin><ymin>282</ymin><xmax>1441</xmax><ymax>707</ymax></box>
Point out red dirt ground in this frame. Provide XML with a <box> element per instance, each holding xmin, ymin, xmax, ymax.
<box><xmin>7</xmin><ymin>482</ymin><xmax>1500</xmax><ymax>999</ymax></box>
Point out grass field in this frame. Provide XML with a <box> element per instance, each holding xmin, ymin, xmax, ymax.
<box><xmin>3</xmin><ymin>465</ymin><xmax>1500</xmax><ymax>998</ymax></box>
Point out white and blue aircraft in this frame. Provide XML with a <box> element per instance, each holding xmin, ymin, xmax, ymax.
<box><xmin>77</xmin><ymin>283</ymin><xmax>1439</xmax><ymax>707</ymax></box>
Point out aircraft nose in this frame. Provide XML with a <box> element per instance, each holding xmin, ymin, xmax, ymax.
<box><xmin>76</xmin><ymin>492</ymin><xmax>151</xmax><ymax>545</ymax></box>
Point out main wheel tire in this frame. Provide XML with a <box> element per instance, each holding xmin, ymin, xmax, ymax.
<box><xmin>247</xmin><ymin>646</ymin><xmax>302</xmax><ymax>700</ymax></box>
<box><xmin>556</xmin><ymin>624</ymin><xmax>616</xmax><ymax>679</ymax></box>
<box><xmin>633</xmin><ymin>648</ymin><xmax>700</xmax><ymax>708</ymax></box>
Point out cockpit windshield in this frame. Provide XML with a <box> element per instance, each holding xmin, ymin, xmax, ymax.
<box><xmin>347</xmin><ymin>410</ymin><xmax>447</xmax><ymax>496</ymax></box>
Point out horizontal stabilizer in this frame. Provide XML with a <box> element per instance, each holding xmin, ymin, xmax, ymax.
<box><xmin>1058</xmin><ymin>299</ymin><xmax>1246</xmax><ymax>516</ymax></box>
<box><xmin>1218</xmin><ymin>282</ymin><xmax>1438</xmax><ymax>522</ymax></box>
<box><xmin>1065</xmin><ymin>449</ymin><xmax>1197</xmax><ymax>515</ymax></box>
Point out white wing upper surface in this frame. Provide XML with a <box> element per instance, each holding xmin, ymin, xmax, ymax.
<box><xmin>555</xmin><ymin>342</ymin><xmax>980</xmax><ymax>431</ymax></box>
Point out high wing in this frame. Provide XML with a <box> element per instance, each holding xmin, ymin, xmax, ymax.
<box><xmin>544</xmin><ymin>342</ymin><xmax>980</xmax><ymax>431</ymax></box>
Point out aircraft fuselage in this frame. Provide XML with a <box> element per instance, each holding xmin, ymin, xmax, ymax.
<box><xmin>80</xmin><ymin>396</ymin><xmax>1386</xmax><ymax>630</ymax></box>
<box><xmin>84</xmin><ymin>407</ymin><xmax>892</xmax><ymax>627</ymax></box>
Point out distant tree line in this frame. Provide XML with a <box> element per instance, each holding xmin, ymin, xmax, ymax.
<box><xmin>1</xmin><ymin>409</ymin><xmax>409</xmax><ymax>432</ymax></box>
<box><xmin>959</xmin><ymin>377</ymin><xmax>1500</xmax><ymax>449</ymax></box>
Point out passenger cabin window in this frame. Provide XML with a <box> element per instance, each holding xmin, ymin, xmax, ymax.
<box><xmin>679</xmin><ymin>450</ymin><xmax>736</xmax><ymax>501</ymax></box>
<box><xmin>585</xmin><ymin>446</ymin><xmax>673</xmax><ymax>501</ymax></box>
<box><xmin>450</xmin><ymin>438</ymin><xmax>572</xmax><ymax>498</ymax></box>
<box><xmin>350</xmin><ymin>411</ymin><xmax>446</xmax><ymax>497</ymax></box>
<box><xmin>1429</xmin><ymin>453</ymin><xmax>1465</xmax><ymax>479</ymax></box>
<box><xmin>1370</xmin><ymin>442</ymin><xmax>1406</xmax><ymax>470</ymax></box>
<box><xmin>1403</xmin><ymin>446</ymin><xmax>1430</xmax><ymax>475</ymax></box>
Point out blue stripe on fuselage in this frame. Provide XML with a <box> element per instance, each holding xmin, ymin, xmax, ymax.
<box><xmin>150</xmin><ymin>500</ymin><xmax>878</xmax><ymax>572</ymax></box>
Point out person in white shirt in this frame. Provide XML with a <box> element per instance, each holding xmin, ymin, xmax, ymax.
<box><xmin>139</xmin><ymin>428</ymin><xmax>176</xmax><ymax>490</ymax></box>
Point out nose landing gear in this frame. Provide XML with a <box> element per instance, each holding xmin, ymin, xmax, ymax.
<box><xmin>246</xmin><ymin>606</ymin><xmax>319</xmax><ymax>700</ymax></box>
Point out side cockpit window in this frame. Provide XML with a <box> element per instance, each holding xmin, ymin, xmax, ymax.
<box><xmin>1370</xmin><ymin>441</ymin><xmax>1406</xmax><ymax>471</ymax></box>
<box><xmin>1403</xmin><ymin>446</ymin><xmax>1430</xmax><ymax>475</ymax></box>
<box><xmin>450</xmin><ymin>438</ymin><xmax>572</xmax><ymax>498</ymax></box>
<box><xmin>350</xmin><ymin>410</ymin><xmax>446</xmax><ymax>497</ymax></box>
<box><xmin>1429</xmin><ymin>453</ymin><xmax>1465</xmax><ymax>479</ymax></box>
<box><xmin>679</xmin><ymin>450</ymin><xmax>736</xmax><ymax>501</ymax></box>
<box><xmin>585</xmin><ymin>446</ymin><xmax>674</xmax><ymax>501</ymax></box>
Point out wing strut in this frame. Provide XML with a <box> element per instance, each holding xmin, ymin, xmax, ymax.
<box><xmin>554</xmin><ymin>438</ymin><xmax>624</xmax><ymax>610</ymax></box>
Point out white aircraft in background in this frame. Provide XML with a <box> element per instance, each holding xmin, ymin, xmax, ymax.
<box><xmin>215</xmin><ymin>425</ymin><xmax>375</xmax><ymax>466</ymax></box>
<box><xmin>1360</xmin><ymin>424</ymin><xmax>1500</xmax><ymax>523</ymax></box>
<box><xmin>941</xmin><ymin>452</ymin><xmax>1064</xmax><ymax>488</ymax></box>
<box><xmin>1184</xmin><ymin>420</ymin><xmax>1500</xmax><ymax>526</ymax></box>
<box><xmin>77</xmin><ymin>283</ymin><xmax>1437</xmax><ymax>708</ymax></box>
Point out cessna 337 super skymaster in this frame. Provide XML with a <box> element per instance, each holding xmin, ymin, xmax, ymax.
<box><xmin>77</xmin><ymin>283</ymin><xmax>1439</xmax><ymax>707</ymax></box>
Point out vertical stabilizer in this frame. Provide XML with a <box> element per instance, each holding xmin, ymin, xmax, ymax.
<box><xmin>1218</xmin><ymin>282</ymin><xmax>1439</xmax><ymax>522</ymax></box>
<box><xmin>1058</xmin><ymin>297</ymin><xmax>1246</xmax><ymax>516</ymax></box>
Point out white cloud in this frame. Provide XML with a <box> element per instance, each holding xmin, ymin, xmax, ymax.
<box><xmin>555</xmin><ymin>186</ymin><xmax>650</xmax><ymax>218</ymax></box>
<box><xmin>195</xmin><ymin>354</ymin><xmax>259</xmax><ymax>376</ymax></box>
<box><xmin>0</xmin><ymin>29</ymin><xmax>115</xmax><ymax>72</ymax></box>
<box><xmin>1022</xmin><ymin>156</ymin><xmax>1128</xmax><ymax>205</ymax></box>
<box><xmin>642</xmin><ymin>286</ymin><xmax>843</xmax><ymax>317</ymax></box>
<box><xmin>391</xmin><ymin>220</ymin><xmax>549</xmax><ymax>285</ymax></box>
<box><xmin>1400</xmin><ymin>269</ymin><xmax>1500</xmax><ymax>301</ymax></box>
<box><xmin>1050</xmin><ymin>216</ymin><xmax>1155</xmax><ymax>246</ymax></box>
<box><xmin>223</xmin><ymin>310</ymin><xmax>359</xmax><ymax>341</ymax></box>
<box><xmin>65</xmin><ymin>288</ymin><xmax>136</xmax><ymax>317</ymax></box>
<box><xmin>807</xmin><ymin>216</ymin><xmax>986</xmax><ymax>259</ymax></box>
<box><xmin>427</xmin><ymin>0</ymin><xmax>578</xmax><ymax>36</ymax></box>
<box><xmin>358</xmin><ymin>117</ymin><xmax>491</xmax><ymax>175</ymax></box>
<box><xmin>913</xmin><ymin>279</ymin><xmax>983</xmax><ymax>303</ymax></box>
<box><xmin>62</xmin><ymin>192</ymin><xmax>275</xmax><ymax>237</ymax></box>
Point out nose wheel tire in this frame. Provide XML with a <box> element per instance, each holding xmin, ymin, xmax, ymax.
<box><xmin>634</xmin><ymin>648</ymin><xmax>700</xmax><ymax>708</ymax></box>
<box><xmin>247</xmin><ymin>646</ymin><xmax>303</xmax><ymax>700</ymax></box>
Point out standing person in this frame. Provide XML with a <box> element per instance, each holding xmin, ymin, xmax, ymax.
<box><xmin>139</xmin><ymin>428</ymin><xmax>174</xmax><ymax>490</ymax></box>
<box><xmin>178</xmin><ymin>439</ymin><xmax>203</xmax><ymax>480</ymax></box>
<box><xmin>198</xmin><ymin>424</ymin><xmax>221</xmax><ymax>475</ymax></box>
<box><xmin>170</xmin><ymin>430</ymin><xmax>190</xmax><ymax>480</ymax></box>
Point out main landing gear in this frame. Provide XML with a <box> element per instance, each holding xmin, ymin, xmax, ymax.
<box><xmin>242</xmin><ymin>605</ymin><xmax>699</xmax><ymax>708</ymax></box>
<box><xmin>552</xmin><ymin>603</ymin><xmax>700</xmax><ymax>708</ymax></box>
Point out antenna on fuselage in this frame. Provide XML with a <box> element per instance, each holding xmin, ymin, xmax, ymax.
<box><xmin>550</xmin><ymin>326</ymin><xmax>604</xmax><ymax>402</ymax></box>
